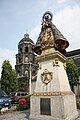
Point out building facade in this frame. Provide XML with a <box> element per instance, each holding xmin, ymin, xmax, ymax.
<box><xmin>15</xmin><ymin>33</ymin><xmax>37</xmax><ymax>92</ymax></box>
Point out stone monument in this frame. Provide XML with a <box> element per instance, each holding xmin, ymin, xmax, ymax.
<box><xmin>29</xmin><ymin>11</ymin><xmax>78</xmax><ymax>120</ymax></box>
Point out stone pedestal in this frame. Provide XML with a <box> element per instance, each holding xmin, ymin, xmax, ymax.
<box><xmin>29</xmin><ymin>48</ymin><xmax>78</xmax><ymax>120</ymax></box>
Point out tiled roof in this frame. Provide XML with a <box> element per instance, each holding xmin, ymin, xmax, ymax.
<box><xmin>66</xmin><ymin>49</ymin><xmax>80</xmax><ymax>57</ymax></box>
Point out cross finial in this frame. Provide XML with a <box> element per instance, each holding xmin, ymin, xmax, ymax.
<box><xmin>24</xmin><ymin>33</ymin><xmax>29</xmax><ymax>38</ymax></box>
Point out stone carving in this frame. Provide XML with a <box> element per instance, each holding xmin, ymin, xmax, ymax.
<box><xmin>53</xmin><ymin>58</ymin><xmax>59</xmax><ymax>67</ymax></box>
<box><xmin>41</xmin><ymin>69</ymin><xmax>53</xmax><ymax>84</ymax></box>
<box><xmin>38</xmin><ymin>63</ymin><xmax>42</xmax><ymax>69</ymax></box>
<box><xmin>63</xmin><ymin>62</ymin><xmax>66</xmax><ymax>70</ymax></box>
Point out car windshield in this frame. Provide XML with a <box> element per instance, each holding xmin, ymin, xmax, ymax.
<box><xmin>10</xmin><ymin>92</ymin><xmax>15</xmax><ymax>96</ymax></box>
<box><xmin>0</xmin><ymin>90</ymin><xmax>7</xmax><ymax>97</ymax></box>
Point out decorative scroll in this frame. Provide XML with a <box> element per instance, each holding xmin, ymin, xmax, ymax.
<box><xmin>38</xmin><ymin>63</ymin><xmax>42</xmax><ymax>70</ymax></box>
<box><xmin>41</xmin><ymin>69</ymin><xmax>53</xmax><ymax>84</ymax></box>
<box><xmin>63</xmin><ymin>62</ymin><xmax>66</xmax><ymax>70</ymax></box>
<box><xmin>53</xmin><ymin>58</ymin><xmax>60</xmax><ymax>67</ymax></box>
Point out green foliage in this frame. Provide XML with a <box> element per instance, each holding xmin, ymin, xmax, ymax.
<box><xmin>17</xmin><ymin>95</ymin><xmax>30</xmax><ymax>111</ymax></box>
<box><xmin>1</xmin><ymin>60</ymin><xmax>18</xmax><ymax>94</ymax></box>
<box><xmin>77</xmin><ymin>101</ymin><xmax>80</xmax><ymax>109</ymax></box>
<box><xmin>66</xmin><ymin>59</ymin><xmax>79</xmax><ymax>92</ymax></box>
<box><xmin>18</xmin><ymin>103</ymin><xmax>24</xmax><ymax>111</ymax></box>
<box><xmin>17</xmin><ymin>103</ymin><xmax>30</xmax><ymax>111</ymax></box>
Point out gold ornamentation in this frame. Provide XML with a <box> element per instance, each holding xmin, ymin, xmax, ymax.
<box><xmin>41</xmin><ymin>28</ymin><xmax>54</xmax><ymax>42</ymax></box>
<box><xmin>40</xmin><ymin>27</ymin><xmax>55</xmax><ymax>50</ymax></box>
<box><xmin>41</xmin><ymin>69</ymin><xmax>53</xmax><ymax>84</ymax></box>
<box><xmin>32</xmin><ymin>91</ymin><xmax>73</xmax><ymax>96</ymax></box>
<box><xmin>38</xmin><ymin>63</ymin><xmax>42</xmax><ymax>70</ymax></box>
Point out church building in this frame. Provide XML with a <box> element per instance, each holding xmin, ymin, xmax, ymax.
<box><xmin>15</xmin><ymin>33</ymin><xmax>37</xmax><ymax>92</ymax></box>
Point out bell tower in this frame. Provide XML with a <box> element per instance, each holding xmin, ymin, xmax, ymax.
<box><xmin>15</xmin><ymin>33</ymin><xmax>37</xmax><ymax>92</ymax></box>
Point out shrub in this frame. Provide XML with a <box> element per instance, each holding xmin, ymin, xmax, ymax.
<box><xmin>24</xmin><ymin>94</ymin><xmax>31</xmax><ymax>109</ymax></box>
<box><xmin>76</xmin><ymin>96</ymin><xmax>80</xmax><ymax>109</ymax></box>
<box><xmin>18</xmin><ymin>103</ymin><xmax>24</xmax><ymax>111</ymax></box>
<box><xmin>77</xmin><ymin>101</ymin><xmax>80</xmax><ymax>109</ymax></box>
<box><xmin>17</xmin><ymin>94</ymin><xmax>31</xmax><ymax>111</ymax></box>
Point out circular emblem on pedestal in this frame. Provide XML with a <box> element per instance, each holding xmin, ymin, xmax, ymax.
<box><xmin>41</xmin><ymin>69</ymin><xmax>53</xmax><ymax>84</ymax></box>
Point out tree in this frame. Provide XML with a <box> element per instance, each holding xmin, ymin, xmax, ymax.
<box><xmin>66</xmin><ymin>59</ymin><xmax>79</xmax><ymax>92</ymax></box>
<box><xmin>1</xmin><ymin>60</ymin><xmax>18</xmax><ymax>94</ymax></box>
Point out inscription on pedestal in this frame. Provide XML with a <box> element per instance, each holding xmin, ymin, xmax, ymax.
<box><xmin>40</xmin><ymin>98</ymin><xmax>51</xmax><ymax>115</ymax></box>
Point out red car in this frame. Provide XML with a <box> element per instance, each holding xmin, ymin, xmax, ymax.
<box><xmin>10</xmin><ymin>92</ymin><xmax>27</xmax><ymax>103</ymax></box>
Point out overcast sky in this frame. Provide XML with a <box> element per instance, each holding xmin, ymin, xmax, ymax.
<box><xmin>0</xmin><ymin>0</ymin><xmax>80</xmax><ymax>76</ymax></box>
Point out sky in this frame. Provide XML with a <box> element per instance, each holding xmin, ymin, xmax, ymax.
<box><xmin>0</xmin><ymin>0</ymin><xmax>80</xmax><ymax>76</ymax></box>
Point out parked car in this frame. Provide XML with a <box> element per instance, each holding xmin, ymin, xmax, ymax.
<box><xmin>0</xmin><ymin>89</ymin><xmax>12</xmax><ymax>109</ymax></box>
<box><xmin>10</xmin><ymin>92</ymin><xmax>28</xmax><ymax>103</ymax></box>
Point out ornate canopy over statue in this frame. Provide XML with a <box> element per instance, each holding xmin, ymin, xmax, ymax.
<box><xmin>34</xmin><ymin>11</ymin><xmax>69</xmax><ymax>55</ymax></box>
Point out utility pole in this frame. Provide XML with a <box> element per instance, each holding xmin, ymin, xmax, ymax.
<box><xmin>29</xmin><ymin>62</ymin><xmax>32</xmax><ymax>94</ymax></box>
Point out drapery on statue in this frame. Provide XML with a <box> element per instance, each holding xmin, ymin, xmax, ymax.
<box><xmin>34</xmin><ymin>11</ymin><xmax>69</xmax><ymax>55</ymax></box>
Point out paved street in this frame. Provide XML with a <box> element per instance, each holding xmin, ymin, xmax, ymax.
<box><xmin>0</xmin><ymin>109</ymin><xmax>80</xmax><ymax>120</ymax></box>
<box><xmin>0</xmin><ymin>110</ymin><xmax>30</xmax><ymax>120</ymax></box>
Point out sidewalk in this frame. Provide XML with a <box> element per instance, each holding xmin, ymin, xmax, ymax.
<box><xmin>0</xmin><ymin>109</ymin><xmax>80</xmax><ymax>120</ymax></box>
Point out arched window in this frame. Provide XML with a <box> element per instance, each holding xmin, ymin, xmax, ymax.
<box><xmin>25</xmin><ymin>47</ymin><xmax>28</xmax><ymax>52</ymax></box>
<box><xmin>32</xmin><ymin>70</ymin><xmax>36</xmax><ymax>75</ymax></box>
<box><xmin>17</xmin><ymin>70</ymin><xmax>20</xmax><ymax>77</ymax></box>
<box><xmin>25</xmin><ymin>70</ymin><xmax>28</xmax><ymax>77</ymax></box>
<box><xmin>19</xmin><ymin>57</ymin><xmax>21</xmax><ymax>63</ymax></box>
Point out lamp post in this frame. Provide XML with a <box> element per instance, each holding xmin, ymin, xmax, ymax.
<box><xmin>29</xmin><ymin>62</ymin><xmax>32</xmax><ymax>94</ymax></box>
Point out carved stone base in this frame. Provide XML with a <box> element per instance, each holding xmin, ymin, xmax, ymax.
<box><xmin>29</xmin><ymin>114</ymin><xmax>78</xmax><ymax>120</ymax></box>
<box><xmin>29</xmin><ymin>94</ymin><xmax>78</xmax><ymax>120</ymax></box>
<box><xmin>29</xmin><ymin>48</ymin><xmax>78</xmax><ymax>120</ymax></box>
